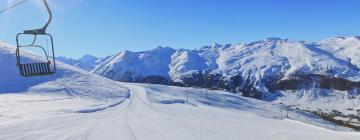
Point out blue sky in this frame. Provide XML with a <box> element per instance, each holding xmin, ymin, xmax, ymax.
<box><xmin>1</xmin><ymin>0</ymin><xmax>360</xmax><ymax>58</ymax></box>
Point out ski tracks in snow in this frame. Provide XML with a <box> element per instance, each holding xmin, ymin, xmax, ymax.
<box><xmin>1</xmin><ymin>83</ymin><xmax>360</xmax><ymax>140</ymax></box>
<box><xmin>0</xmin><ymin>84</ymin><xmax>139</xmax><ymax>140</ymax></box>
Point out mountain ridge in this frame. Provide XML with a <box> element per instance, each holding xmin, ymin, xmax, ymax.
<box><xmin>55</xmin><ymin>36</ymin><xmax>360</xmax><ymax>99</ymax></box>
<box><xmin>56</xmin><ymin>54</ymin><xmax>108</xmax><ymax>71</ymax></box>
<box><xmin>3</xmin><ymin>38</ymin><xmax>360</xmax><ymax>130</ymax></box>
<box><xmin>86</xmin><ymin>37</ymin><xmax>359</xmax><ymax>95</ymax></box>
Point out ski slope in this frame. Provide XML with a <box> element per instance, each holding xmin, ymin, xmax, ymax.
<box><xmin>1</xmin><ymin>42</ymin><xmax>360</xmax><ymax>139</ymax></box>
<box><xmin>0</xmin><ymin>83</ymin><xmax>359</xmax><ymax>140</ymax></box>
<box><xmin>0</xmin><ymin>41</ymin><xmax>130</xmax><ymax>120</ymax></box>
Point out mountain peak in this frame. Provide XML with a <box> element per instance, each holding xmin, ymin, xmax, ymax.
<box><xmin>264</xmin><ymin>37</ymin><xmax>283</xmax><ymax>42</ymax></box>
<box><xmin>211</xmin><ymin>43</ymin><xmax>222</xmax><ymax>47</ymax></box>
<box><xmin>56</xmin><ymin>54</ymin><xmax>103</xmax><ymax>71</ymax></box>
<box><xmin>199</xmin><ymin>43</ymin><xmax>224</xmax><ymax>50</ymax></box>
<box><xmin>78</xmin><ymin>55</ymin><xmax>98</xmax><ymax>62</ymax></box>
<box><xmin>350</xmin><ymin>36</ymin><xmax>360</xmax><ymax>40</ymax></box>
<box><xmin>155</xmin><ymin>46</ymin><xmax>171</xmax><ymax>49</ymax></box>
<box><xmin>152</xmin><ymin>46</ymin><xmax>176</xmax><ymax>52</ymax></box>
<box><xmin>322</xmin><ymin>36</ymin><xmax>360</xmax><ymax>41</ymax></box>
<box><xmin>80</xmin><ymin>54</ymin><xmax>97</xmax><ymax>59</ymax></box>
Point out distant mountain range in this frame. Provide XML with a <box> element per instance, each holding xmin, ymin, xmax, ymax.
<box><xmin>56</xmin><ymin>55</ymin><xmax>109</xmax><ymax>71</ymax></box>
<box><xmin>58</xmin><ymin>36</ymin><xmax>360</xmax><ymax>99</ymax></box>
<box><xmin>3</xmin><ymin>41</ymin><xmax>359</xmax><ymax>136</ymax></box>
<box><xmin>3</xmin><ymin>37</ymin><xmax>360</xmax><ymax>128</ymax></box>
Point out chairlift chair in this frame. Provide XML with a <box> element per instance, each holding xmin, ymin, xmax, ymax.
<box><xmin>16</xmin><ymin>0</ymin><xmax>56</xmax><ymax>77</ymax></box>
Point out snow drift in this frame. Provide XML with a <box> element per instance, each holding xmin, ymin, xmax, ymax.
<box><xmin>0</xmin><ymin>41</ymin><xmax>129</xmax><ymax>109</ymax></box>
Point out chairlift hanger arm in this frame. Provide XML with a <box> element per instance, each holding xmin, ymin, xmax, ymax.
<box><xmin>42</xmin><ymin>0</ymin><xmax>52</xmax><ymax>32</ymax></box>
<box><xmin>23</xmin><ymin>0</ymin><xmax>52</xmax><ymax>35</ymax></box>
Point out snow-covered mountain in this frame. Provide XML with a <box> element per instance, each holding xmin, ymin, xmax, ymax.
<box><xmin>57</xmin><ymin>55</ymin><xmax>107</xmax><ymax>71</ymax></box>
<box><xmin>2</xmin><ymin>39</ymin><xmax>360</xmax><ymax>137</ymax></box>
<box><xmin>92</xmin><ymin>46</ymin><xmax>176</xmax><ymax>84</ymax></box>
<box><xmin>4</xmin><ymin>41</ymin><xmax>360</xmax><ymax>139</ymax></box>
<box><xmin>317</xmin><ymin>36</ymin><xmax>360</xmax><ymax>69</ymax></box>
<box><xmin>89</xmin><ymin>37</ymin><xmax>360</xmax><ymax>127</ymax></box>
<box><xmin>92</xmin><ymin>37</ymin><xmax>360</xmax><ymax>98</ymax></box>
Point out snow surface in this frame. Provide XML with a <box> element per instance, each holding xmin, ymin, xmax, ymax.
<box><xmin>0</xmin><ymin>41</ymin><xmax>130</xmax><ymax>119</ymax></box>
<box><xmin>1</xmin><ymin>42</ymin><xmax>360</xmax><ymax>139</ymax></box>
<box><xmin>1</xmin><ymin>83</ymin><xmax>360</xmax><ymax>140</ymax></box>
<box><xmin>93</xmin><ymin>37</ymin><xmax>360</xmax><ymax>88</ymax></box>
<box><xmin>89</xmin><ymin>37</ymin><xmax>360</xmax><ymax>118</ymax></box>
<box><xmin>57</xmin><ymin>55</ymin><xmax>107</xmax><ymax>71</ymax></box>
<box><xmin>317</xmin><ymin>36</ymin><xmax>360</xmax><ymax>72</ymax></box>
<box><xmin>275</xmin><ymin>89</ymin><xmax>360</xmax><ymax>116</ymax></box>
<box><xmin>92</xmin><ymin>46</ymin><xmax>176</xmax><ymax>80</ymax></box>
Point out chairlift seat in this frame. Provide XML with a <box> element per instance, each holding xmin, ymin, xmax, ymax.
<box><xmin>18</xmin><ymin>62</ymin><xmax>54</xmax><ymax>77</ymax></box>
<box><xmin>16</xmin><ymin>33</ymin><xmax>56</xmax><ymax>77</ymax></box>
<box><xmin>15</xmin><ymin>0</ymin><xmax>56</xmax><ymax>77</ymax></box>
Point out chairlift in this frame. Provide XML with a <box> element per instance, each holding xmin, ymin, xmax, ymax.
<box><xmin>16</xmin><ymin>0</ymin><xmax>56</xmax><ymax>77</ymax></box>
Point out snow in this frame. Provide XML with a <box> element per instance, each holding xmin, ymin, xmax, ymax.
<box><xmin>0</xmin><ymin>41</ymin><xmax>130</xmax><ymax>120</ymax></box>
<box><xmin>276</xmin><ymin>89</ymin><xmax>360</xmax><ymax>115</ymax></box>
<box><xmin>86</xmin><ymin>37</ymin><xmax>360</xmax><ymax>119</ymax></box>
<box><xmin>92</xmin><ymin>47</ymin><xmax>176</xmax><ymax>81</ymax></box>
<box><xmin>57</xmin><ymin>54</ymin><xmax>107</xmax><ymax>71</ymax></box>
<box><xmin>0</xmin><ymin>83</ymin><xmax>359</xmax><ymax>140</ymax></box>
<box><xmin>317</xmin><ymin>36</ymin><xmax>360</xmax><ymax>72</ymax></box>
<box><xmin>169</xmin><ymin>49</ymin><xmax>210</xmax><ymax>82</ymax></box>
<box><xmin>91</xmin><ymin>37</ymin><xmax>360</xmax><ymax>91</ymax></box>
<box><xmin>217</xmin><ymin>38</ymin><xmax>359</xmax><ymax>82</ymax></box>
<box><xmin>1</xmin><ymin>41</ymin><xmax>360</xmax><ymax>139</ymax></box>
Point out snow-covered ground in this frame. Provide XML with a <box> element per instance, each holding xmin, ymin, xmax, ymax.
<box><xmin>0</xmin><ymin>83</ymin><xmax>360</xmax><ymax>140</ymax></box>
<box><xmin>1</xmin><ymin>41</ymin><xmax>360</xmax><ymax>140</ymax></box>
<box><xmin>275</xmin><ymin>89</ymin><xmax>360</xmax><ymax>115</ymax></box>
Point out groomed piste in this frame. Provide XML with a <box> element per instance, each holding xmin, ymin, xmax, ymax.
<box><xmin>1</xmin><ymin>42</ymin><xmax>360</xmax><ymax>140</ymax></box>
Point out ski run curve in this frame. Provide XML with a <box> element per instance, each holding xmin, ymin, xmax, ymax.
<box><xmin>0</xmin><ymin>83</ymin><xmax>359</xmax><ymax>140</ymax></box>
<box><xmin>1</xmin><ymin>41</ymin><xmax>360</xmax><ymax>139</ymax></box>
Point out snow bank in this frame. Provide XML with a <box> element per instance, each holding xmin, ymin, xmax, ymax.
<box><xmin>0</xmin><ymin>41</ymin><xmax>128</xmax><ymax>97</ymax></box>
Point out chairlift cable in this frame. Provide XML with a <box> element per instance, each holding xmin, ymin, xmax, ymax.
<box><xmin>0</xmin><ymin>0</ymin><xmax>29</xmax><ymax>14</ymax></box>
